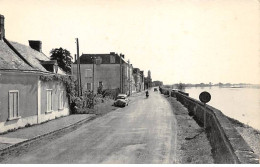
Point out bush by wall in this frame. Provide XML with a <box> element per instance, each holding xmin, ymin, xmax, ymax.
<box><xmin>39</xmin><ymin>74</ymin><xmax>113</xmax><ymax>114</ymax></box>
<box><xmin>102</xmin><ymin>88</ymin><xmax>120</xmax><ymax>99</ymax></box>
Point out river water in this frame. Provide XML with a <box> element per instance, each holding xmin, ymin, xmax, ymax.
<box><xmin>184</xmin><ymin>87</ymin><xmax>260</xmax><ymax>130</ymax></box>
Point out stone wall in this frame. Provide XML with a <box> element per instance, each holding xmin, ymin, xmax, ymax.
<box><xmin>161</xmin><ymin>88</ymin><xmax>259</xmax><ymax>164</ymax></box>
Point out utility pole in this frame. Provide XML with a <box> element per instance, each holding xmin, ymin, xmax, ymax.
<box><xmin>76</xmin><ymin>38</ymin><xmax>82</xmax><ymax>96</ymax></box>
<box><xmin>120</xmin><ymin>53</ymin><xmax>122</xmax><ymax>93</ymax></box>
<box><xmin>75</xmin><ymin>54</ymin><xmax>79</xmax><ymax>96</ymax></box>
<box><xmin>74</xmin><ymin>53</ymin><xmax>77</xmax><ymax>76</ymax></box>
<box><xmin>92</xmin><ymin>57</ymin><xmax>95</xmax><ymax>93</ymax></box>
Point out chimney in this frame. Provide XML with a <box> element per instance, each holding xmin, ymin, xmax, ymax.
<box><xmin>0</xmin><ymin>14</ymin><xmax>5</xmax><ymax>40</ymax></box>
<box><xmin>119</xmin><ymin>53</ymin><xmax>125</xmax><ymax>59</ymax></box>
<box><xmin>29</xmin><ymin>40</ymin><xmax>42</xmax><ymax>52</ymax></box>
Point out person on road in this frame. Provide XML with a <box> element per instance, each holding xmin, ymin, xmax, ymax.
<box><xmin>146</xmin><ymin>90</ymin><xmax>149</xmax><ymax>98</ymax></box>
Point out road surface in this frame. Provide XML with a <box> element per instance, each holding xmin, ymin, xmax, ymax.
<box><xmin>3</xmin><ymin>90</ymin><xmax>177</xmax><ymax>163</ymax></box>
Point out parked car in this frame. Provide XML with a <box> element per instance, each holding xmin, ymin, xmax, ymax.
<box><xmin>114</xmin><ymin>94</ymin><xmax>129</xmax><ymax>107</ymax></box>
<box><xmin>154</xmin><ymin>88</ymin><xmax>158</xmax><ymax>91</ymax></box>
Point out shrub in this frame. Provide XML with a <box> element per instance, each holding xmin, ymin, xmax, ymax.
<box><xmin>102</xmin><ymin>88</ymin><xmax>120</xmax><ymax>99</ymax></box>
<box><xmin>97</xmin><ymin>85</ymin><xmax>103</xmax><ymax>94</ymax></box>
<box><xmin>40</xmin><ymin>74</ymin><xmax>116</xmax><ymax>115</ymax></box>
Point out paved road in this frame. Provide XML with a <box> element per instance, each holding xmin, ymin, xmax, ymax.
<box><xmin>3</xmin><ymin>90</ymin><xmax>177</xmax><ymax>164</ymax></box>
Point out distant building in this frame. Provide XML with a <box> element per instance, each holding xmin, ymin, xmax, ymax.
<box><xmin>140</xmin><ymin>71</ymin><xmax>145</xmax><ymax>91</ymax></box>
<box><xmin>0</xmin><ymin>14</ymin><xmax>69</xmax><ymax>133</ymax></box>
<box><xmin>72</xmin><ymin>52</ymin><xmax>133</xmax><ymax>95</ymax></box>
<box><xmin>133</xmin><ymin>68</ymin><xmax>145</xmax><ymax>92</ymax></box>
<box><xmin>144</xmin><ymin>70</ymin><xmax>152</xmax><ymax>89</ymax></box>
<box><xmin>152</xmin><ymin>80</ymin><xmax>163</xmax><ymax>87</ymax></box>
<box><xmin>128</xmin><ymin>63</ymin><xmax>136</xmax><ymax>95</ymax></box>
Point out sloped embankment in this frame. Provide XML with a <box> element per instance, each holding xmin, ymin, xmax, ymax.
<box><xmin>227</xmin><ymin>116</ymin><xmax>260</xmax><ymax>159</ymax></box>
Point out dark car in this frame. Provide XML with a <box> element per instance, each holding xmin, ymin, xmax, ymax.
<box><xmin>154</xmin><ymin>88</ymin><xmax>158</xmax><ymax>91</ymax></box>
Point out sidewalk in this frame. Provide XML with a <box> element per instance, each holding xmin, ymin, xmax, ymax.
<box><xmin>0</xmin><ymin>114</ymin><xmax>95</xmax><ymax>151</ymax></box>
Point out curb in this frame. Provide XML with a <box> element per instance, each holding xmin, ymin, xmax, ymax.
<box><xmin>0</xmin><ymin>114</ymin><xmax>97</xmax><ymax>155</ymax></box>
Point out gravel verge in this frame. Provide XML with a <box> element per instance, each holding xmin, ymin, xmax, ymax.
<box><xmin>165</xmin><ymin>95</ymin><xmax>214</xmax><ymax>164</ymax></box>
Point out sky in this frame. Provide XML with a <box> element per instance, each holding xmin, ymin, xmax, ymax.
<box><xmin>0</xmin><ymin>0</ymin><xmax>259</xmax><ymax>85</ymax></box>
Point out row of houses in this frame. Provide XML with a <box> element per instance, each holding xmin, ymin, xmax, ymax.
<box><xmin>0</xmin><ymin>14</ymin><xmax>153</xmax><ymax>133</ymax></box>
<box><xmin>72</xmin><ymin>52</ymin><xmax>151</xmax><ymax>95</ymax></box>
<box><xmin>0</xmin><ymin>14</ymin><xmax>70</xmax><ymax>133</ymax></box>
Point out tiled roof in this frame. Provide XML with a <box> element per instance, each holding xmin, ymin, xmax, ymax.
<box><xmin>10</xmin><ymin>41</ymin><xmax>49</xmax><ymax>72</ymax></box>
<box><xmin>0</xmin><ymin>40</ymin><xmax>34</xmax><ymax>70</ymax></box>
<box><xmin>0</xmin><ymin>39</ymin><xmax>66</xmax><ymax>75</ymax></box>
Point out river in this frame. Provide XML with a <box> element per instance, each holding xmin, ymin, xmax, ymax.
<box><xmin>184</xmin><ymin>87</ymin><xmax>260</xmax><ymax>131</ymax></box>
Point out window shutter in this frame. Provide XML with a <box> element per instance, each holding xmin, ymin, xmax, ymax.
<box><xmin>9</xmin><ymin>92</ymin><xmax>14</xmax><ymax>118</ymax></box>
<box><xmin>13</xmin><ymin>92</ymin><xmax>18</xmax><ymax>118</ymax></box>
<box><xmin>47</xmin><ymin>90</ymin><xmax>53</xmax><ymax>112</ymax></box>
<box><xmin>8</xmin><ymin>91</ymin><xmax>19</xmax><ymax>119</ymax></box>
<box><xmin>85</xmin><ymin>69</ymin><xmax>92</xmax><ymax>78</ymax></box>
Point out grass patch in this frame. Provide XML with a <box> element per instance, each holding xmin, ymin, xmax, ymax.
<box><xmin>226</xmin><ymin>116</ymin><xmax>247</xmax><ymax>127</ymax></box>
<box><xmin>226</xmin><ymin>115</ymin><xmax>260</xmax><ymax>135</ymax></box>
<box><xmin>93</xmin><ymin>99</ymin><xmax>118</xmax><ymax>116</ymax></box>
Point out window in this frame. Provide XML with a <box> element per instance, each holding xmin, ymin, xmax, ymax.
<box><xmin>8</xmin><ymin>90</ymin><xmax>20</xmax><ymax>120</ymax></box>
<box><xmin>59</xmin><ymin>91</ymin><xmax>64</xmax><ymax>110</ymax></box>
<box><xmin>47</xmin><ymin>89</ymin><xmax>53</xmax><ymax>113</ymax></box>
<box><xmin>99</xmin><ymin>81</ymin><xmax>103</xmax><ymax>87</ymax></box>
<box><xmin>87</xmin><ymin>83</ymin><xmax>92</xmax><ymax>90</ymax></box>
<box><xmin>96</xmin><ymin>58</ymin><xmax>102</xmax><ymax>65</ymax></box>
<box><xmin>110</xmin><ymin>55</ymin><xmax>115</xmax><ymax>63</ymax></box>
<box><xmin>85</xmin><ymin>69</ymin><xmax>92</xmax><ymax>78</ymax></box>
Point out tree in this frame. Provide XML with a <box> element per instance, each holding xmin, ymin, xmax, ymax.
<box><xmin>218</xmin><ymin>82</ymin><xmax>223</xmax><ymax>87</ymax></box>
<box><xmin>177</xmin><ymin>82</ymin><xmax>185</xmax><ymax>91</ymax></box>
<box><xmin>50</xmin><ymin>47</ymin><xmax>72</xmax><ymax>74</ymax></box>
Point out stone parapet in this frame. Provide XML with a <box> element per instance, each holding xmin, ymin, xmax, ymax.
<box><xmin>161</xmin><ymin>88</ymin><xmax>259</xmax><ymax>164</ymax></box>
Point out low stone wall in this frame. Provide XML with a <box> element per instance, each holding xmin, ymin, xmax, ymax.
<box><xmin>161</xmin><ymin>88</ymin><xmax>259</xmax><ymax>164</ymax></box>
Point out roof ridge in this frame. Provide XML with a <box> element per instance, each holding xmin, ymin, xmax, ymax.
<box><xmin>11</xmin><ymin>40</ymin><xmax>50</xmax><ymax>59</ymax></box>
<box><xmin>3</xmin><ymin>38</ymin><xmax>35</xmax><ymax>68</ymax></box>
